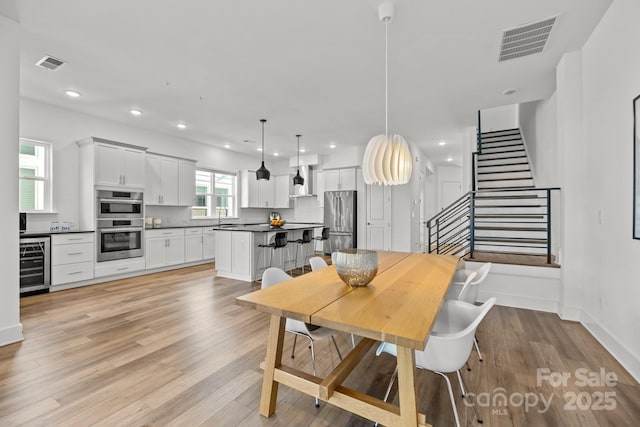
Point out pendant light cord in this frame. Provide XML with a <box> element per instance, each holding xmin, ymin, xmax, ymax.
<box><xmin>385</xmin><ymin>18</ymin><xmax>389</xmax><ymax>137</ymax></box>
<box><xmin>261</xmin><ymin>119</ymin><xmax>265</xmax><ymax>162</ymax></box>
<box><xmin>297</xmin><ymin>135</ymin><xmax>300</xmax><ymax>168</ymax></box>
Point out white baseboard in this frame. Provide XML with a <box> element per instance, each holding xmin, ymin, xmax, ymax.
<box><xmin>580</xmin><ymin>309</ymin><xmax>640</xmax><ymax>383</ymax></box>
<box><xmin>558</xmin><ymin>305</ymin><xmax>581</xmax><ymax>321</ymax></box>
<box><xmin>0</xmin><ymin>323</ymin><xmax>24</xmax><ymax>347</ymax></box>
<box><xmin>477</xmin><ymin>289</ymin><xmax>558</xmax><ymax>313</ymax></box>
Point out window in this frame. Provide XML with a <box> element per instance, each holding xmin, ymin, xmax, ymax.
<box><xmin>193</xmin><ymin>170</ymin><xmax>237</xmax><ymax>218</ymax></box>
<box><xmin>19</xmin><ymin>139</ymin><xmax>52</xmax><ymax>212</ymax></box>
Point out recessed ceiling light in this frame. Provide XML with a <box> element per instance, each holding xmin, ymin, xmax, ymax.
<box><xmin>176</xmin><ymin>123</ymin><xmax>187</xmax><ymax>129</ymax></box>
<box><xmin>502</xmin><ymin>88</ymin><xmax>517</xmax><ymax>95</ymax></box>
<box><xmin>130</xmin><ymin>109</ymin><xmax>142</xmax><ymax>116</ymax></box>
<box><xmin>447</xmin><ymin>157</ymin><xmax>453</xmax><ymax>162</ymax></box>
<box><xmin>224</xmin><ymin>144</ymin><xmax>231</xmax><ymax>149</ymax></box>
<box><xmin>65</xmin><ymin>90</ymin><xmax>80</xmax><ymax>98</ymax></box>
<box><xmin>257</xmin><ymin>147</ymin><xmax>263</xmax><ymax>152</ymax></box>
<box><xmin>329</xmin><ymin>143</ymin><xmax>336</xmax><ymax>149</ymax></box>
<box><xmin>300</xmin><ymin>148</ymin><xmax>306</xmax><ymax>153</ymax></box>
<box><xmin>273</xmin><ymin>152</ymin><xmax>279</xmax><ymax>156</ymax></box>
<box><xmin>438</xmin><ymin>140</ymin><xmax>446</xmax><ymax>146</ymax></box>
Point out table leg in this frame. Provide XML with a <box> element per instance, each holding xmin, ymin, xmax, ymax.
<box><xmin>259</xmin><ymin>314</ymin><xmax>286</xmax><ymax>417</ymax></box>
<box><xmin>396</xmin><ymin>345</ymin><xmax>419</xmax><ymax>427</ymax></box>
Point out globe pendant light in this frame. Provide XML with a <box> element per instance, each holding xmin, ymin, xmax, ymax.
<box><xmin>256</xmin><ymin>119</ymin><xmax>271</xmax><ymax>181</ymax></box>
<box><xmin>362</xmin><ymin>2</ymin><xmax>412</xmax><ymax>185</ymax></box>
<box><xmin>293</xmin><ymin>134</ymin><xmax>304</xmax><ymax>186</ymax></box>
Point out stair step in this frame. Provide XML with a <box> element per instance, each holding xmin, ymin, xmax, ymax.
<box><xmin>477</xmin><ymin>169</ymin><xmax>531</xmax><ymax>175</ymax></box>
<box><xmin>477</xmin><ymin>161</ymin><xmax>529</xmax><ymax>168</ymax></box>
<box><xmin>480</xmin><ymin>142</ymin><xmax>525</xmax><ymax>151</ymax></box>
<box><xmin>477</xmin><ymin>186</ymin><xmax>536</xmax><ymax>191</ymax></box>
<box><xmin>477</xmin><ymin>154</ymin><xmax>527</xmax><ymax>161</ymax></box>
<box><xmin>482</xmin><ymin>140</ymin><xmax>523</xmax><ymax>148</ymax></box>
<box><xmin>474</xmin><ymin>236</ymin><xmax>547</xmax><ymax>244</ymax></box>
<box><xmin>477</xmin><ymin>177</ymin><xmax>534</xmax><ymax>182</ymax></box>
<box><xmin>475</xmin><ymin>226</ymin><xmax>547</xmax><ymax>232</ymax></box>
<box><xmin>481</xmin><ymin>128</ymin><xmax>520</xmax><ymax>136</ymax></box>
<box><xmin>479</xmin><ymin>148</ymin><xmax>525</xmax><ymax>156</ymax></box>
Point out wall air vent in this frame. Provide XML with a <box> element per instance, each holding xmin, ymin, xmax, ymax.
<box><xmin>498</xmin><ymin>16</ymin><xmax>556</xmax><ymax>62</ymax></box>
<box><xmin>35</xmin><ymin>55</ymin><xmax>65</xmax><ymax>70</ymax></box>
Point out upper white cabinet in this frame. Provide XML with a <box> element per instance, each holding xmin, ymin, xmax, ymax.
<box><xmin>178</xmin><ymin>160</ymin><xmax>196</xmax><ymax>206</ymax></box>
<box><xmin>77</xmin><ymin>138</ymin><xmax>148</xmax><ymax>230</ymax></box>
<box><xmin>91</xmin><ymin>141</ymin><xmax>145</xmax><ymax>189</ymax></box>
<box><xmin>324</xmin><ymin>168</ymin><xmax>357</xmax><ymax>191</ymax></box>
<box><xmin>274</xmin><ymin>175</ymin><xmax>290</xmax><ymax>209</ymax></box>
<box><xmin>77</xmin><ymin>137</ymin><xmax>146</xmax><ymax>190</ymax></box>
<box><xmin>146</xmin><ymin>154</ymin><xmax>195</xmax><ymax>206</ymax></box>
<box><xmin>240</xmin><ymin>170</ymin><xmax>278</xmax><ymax>208</ymax></box>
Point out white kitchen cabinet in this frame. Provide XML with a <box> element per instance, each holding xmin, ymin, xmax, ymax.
<box><xmin>240</xmin><ymin>170</ymin><xmax>276</xmax><ymax>208</ymax></box>
<box><xmin>94</xmin><ymin>142</ymin><xmax>145</xmax><ymax>188</ymax></box>
<box><xmin>324</xmin><ymin>168</ymin><xmax>357</xmax><ymax>191</ymax></box>
<box><xmin>178</xmin><ymin>160</ymin><xmax>196</xmax><ymax>206</ymax></box>
<box><xmin>273</xmin><ymin>174</ymin><xmax>290</xmax><ymax>208</ymax></box>
<box><xmin>185</xmin><ymin>228</ymin><xmax>203</xmax><ymax>262</ymax></box>
<box><xmin>145</xmin><ymin>154</ymin><xmax>179</xmax><ymax>205</ymax></box>
<box><xmin>51</xmin><ymin>233</ymin><xmax>95</xmax><ymax>285</ymax></box>
<box><xmin>145</xmin><ymin>228</ymin><xmax>185</xmax><ymax>269</ymax></box>
<box><xmin>203</xmin><ymin>228</ymin><xmax>216</xmax><ymax>259</ymax></box>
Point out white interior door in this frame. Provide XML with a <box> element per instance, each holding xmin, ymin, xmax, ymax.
<box><xmin>366</xmin><ymin>184</ymin><xmax>391</xmax><ymax>251</ymax></box>
<box><xmin>440</xmin><ymin>180</ymin><xmax>462</xmax><ymax>211</ymax></box>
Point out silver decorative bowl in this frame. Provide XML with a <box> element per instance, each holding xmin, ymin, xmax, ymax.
<box><xmin>334</xmin><ymin>249</ymin><xmax>378</xmax><ymax>287</ymax></box>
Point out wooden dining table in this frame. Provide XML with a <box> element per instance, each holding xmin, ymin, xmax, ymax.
<box><xmin>235</xmin><ymin>251</ymin><xmax>459</xmax><ymax>427</ymax></box>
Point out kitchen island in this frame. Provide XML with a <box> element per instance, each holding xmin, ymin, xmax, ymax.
<box><xmin>212</xmin><ymin>223</ymin><xmax>323</xmax><ymax>282</ymax></box>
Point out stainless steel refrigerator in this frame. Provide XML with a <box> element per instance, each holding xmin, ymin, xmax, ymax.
<box><xmin>323</xmin><ymin>190</ymin><xmax>357</xmax><ymax>253</ymax></box>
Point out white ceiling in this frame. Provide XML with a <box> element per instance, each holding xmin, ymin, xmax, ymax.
<box><xmin>4</xmin><ymin>0</ymin><xmax>611</xmax><ymax>166</ymax></box>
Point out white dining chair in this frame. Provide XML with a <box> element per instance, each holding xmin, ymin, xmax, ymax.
<box><xmin>448</xmin><ymin>262</ymin><xmax>492</xmax><ymax>304</ymax></box>
<box><xmin>376</xmin><ymin>298</ymin><xmax>496</xmax><ymax>427</ymax></box>
<box><xmin>261</xmin><ymin>267</ymin><xmax>343</xmax><ymax>407</ymax></box>
<box><xmin>309</xmin><ymin>256</ymin><xmax>328</xmax><ymax>271</ymax></box>
<box><xmin>447</xmin><ymin>262</ymin><xmax>492</xmax><ymax>363</ymax></box>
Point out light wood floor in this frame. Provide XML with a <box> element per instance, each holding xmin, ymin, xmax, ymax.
<box><xmin>0</xmin><ymin>264</ymin><xmax>638</xmax><ymax>426</ymax></box>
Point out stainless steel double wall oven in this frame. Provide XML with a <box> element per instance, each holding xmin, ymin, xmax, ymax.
<box><xmin>96</xmin><ymin>190</ymin><xmax>144</xmax><ymax>262</ymax></box>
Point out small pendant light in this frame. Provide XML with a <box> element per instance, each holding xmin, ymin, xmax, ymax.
<box><xmin>256</xmin><ymin>119</ymin><xmax>271</xmax><ymax>181</ymax></box>
<box><xmin>292</xmin><ymin>134</ymin><xmax>304</xmax><ymax>187</ymax></box>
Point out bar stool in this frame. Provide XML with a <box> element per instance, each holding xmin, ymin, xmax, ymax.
<box><xmin>257</xmin><ymin>231</ymin><xmax>288</xmax><ymax>271</ymax></box>
<box><xmin>314</xmin><ymin>227</ymin><xmax>331</xmax><ymax>255</ymax></box>
<box><xmin>288</xmin><ymin>229</ymin><xmax>313</xmax><ymax>275</ymax></box>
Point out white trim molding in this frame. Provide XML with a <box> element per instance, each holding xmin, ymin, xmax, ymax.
<box><xmin>0</xmin><ymin>323</ymin><xmax>24</xmax><ymax>347</ymax></box>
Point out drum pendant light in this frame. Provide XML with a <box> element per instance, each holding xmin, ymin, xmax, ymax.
<box><xmin>256</xmin><ymin>119</ymin><xmax>271</xmax><ymax>181</ymax></box>
<box><xmin>293</xmin><ymin>134</ymin><xmax>304</xmax><ymax>186</ymax></box>
<box><xmin>362</xmin><ymin>2</ymin><xmax>412</xmax><ymax>185</ymax></box>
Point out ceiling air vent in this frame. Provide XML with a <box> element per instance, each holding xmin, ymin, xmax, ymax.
<box><xmin>35</xmin><ymin>55</ymin><xmax>65</xmax><ymax>70</ymax></box>
<box><xmin>498</xmin><ymin>16</ymin><xmax>556</xmax><ymax>62</ymax></box>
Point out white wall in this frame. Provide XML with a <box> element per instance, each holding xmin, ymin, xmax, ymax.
<box><xmin>436</xmin><ymin>165</ymin><xmax>463</xmax><ymax>211</ymax></box>
<box><xmin>480</xmin><ymin>104</ymin><xmax>518</xmax><ymax>132</ymax></box>
<box><xmin>578</xmin><ymin>0</ymin><xmax>640</xmax><ymax>380</ymax></box>
<box><xmin>0</xmin><ymin>14</ymin><xmax>23</xmax><ymax>346</ymax></box>
<box><xmin>518</xmin><ymin>94</ymin><xmax>558</xmax><ymax>187</ymax></box>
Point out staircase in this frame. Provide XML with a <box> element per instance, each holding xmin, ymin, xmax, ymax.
<box><xmin>426</xmin><ymin>112</ymin><xmax>560</xmax><ymax>267</ymax></box>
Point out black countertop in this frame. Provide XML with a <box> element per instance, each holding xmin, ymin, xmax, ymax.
<box><xmin>210</xmin><ymin>223</ymin><xmax>323</xmax><ymax>232</ymax></box>
<box><xmin>20</xmin><ymin>230</ymin><xmax>95</xmax><ymax>238</ymax></box>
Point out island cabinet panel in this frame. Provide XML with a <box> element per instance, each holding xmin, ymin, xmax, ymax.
<box><xmin>215</xmin><ymin>230</ymin><xmax>232</xmax><ymax>272</ymax></box>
